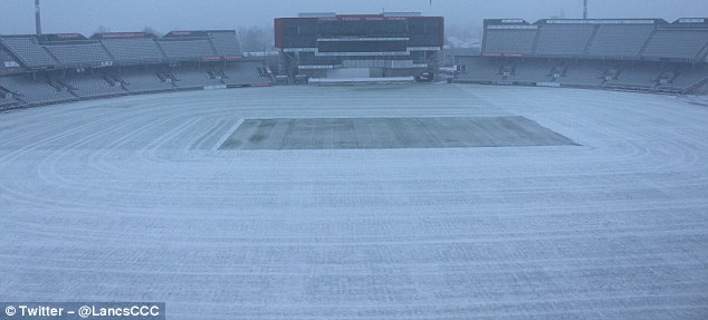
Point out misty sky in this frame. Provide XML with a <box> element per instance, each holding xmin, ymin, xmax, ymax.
<box><xmin>1</xmin><ymin>0</ymin><xmax>707</xmax><ymax>35</ymax></box>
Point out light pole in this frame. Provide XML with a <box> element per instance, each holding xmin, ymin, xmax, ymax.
<box><xmin>583</xmin><ymin>0</ymin><xmax>589</xmax><ymax>19</ymax></box>
<box><xmin>35</xmin><ymin>0</ymin><xmax>42</xmax><ymax>35</ymax></box>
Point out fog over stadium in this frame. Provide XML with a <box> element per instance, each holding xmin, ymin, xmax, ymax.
<box><xmin>1</xmin><ymin>0</ymin><xmax>708</xmax><ymax>35</ymax></box>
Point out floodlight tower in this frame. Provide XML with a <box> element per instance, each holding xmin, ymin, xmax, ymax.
<box><xmin>35</xmin><ymin>0</ymin><xmax>43</xmax><ymax>35</ymax></box>
<box><xmin>583</xmin><ymin>0</ymin><xmax>589</xmax><ymax>19</ymax></box>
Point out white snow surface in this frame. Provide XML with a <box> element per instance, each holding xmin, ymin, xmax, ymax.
<box><xmin>1</xmin><ymin>84</ymin><xmax>708</xmax><ymax>319</ymax></box>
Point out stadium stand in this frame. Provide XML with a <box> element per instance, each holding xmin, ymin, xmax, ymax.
<box><xmin>534</xmin><ymin>22</ymin><xmax>596</xmax><ymax>57</ymax></box>
<box><xmin>2</xmin><ymin>16</ymin><xmax>707</xmax><ymax>111</ymax></box>
<box><xmin>64</xmin><ymin>72</ymin><xmax>127</xmax><ymax>98</ymax></box>
<box><xmin>0</xmin><ymin>28</ymin><xmax>270</xmax><ymax>109</ymax></box>
<box><xmin>559</xmin><ymin>61</ymin><xmax>607</xmax><ymax>87</ymax></box>
<box><xmin>172</xmin><ymin>65</ymin><xmax>224</xmax><ymax>88</ymax></box>
<box><xmin>587</xmin><ymin>23</ymin><xmax>656</xmax><ymax>58</ymax></box>
<box><xmin>603</xmin><ymin>63</ymin><xmax>663</xmax><ymax>89</ymax></box>
<box><xmin>670</xmin><ymin>64</ymin><xmax>708</xmax><ymax>92</ymax></box>
<box><xmin>0</xmin><ymin>46</ymin><xmax>23</xmax><ymax>75</ymax></box>
<box><xmin>457</xmin><ymin>55</ymin><xmax>708</xmax><ymax>94</ymax></box>
<box><xmin>454</xmin><ymin>56</ymin><xmax>504</xmax><ymax>83</ymax></box>
<box><xmin>0</xmin><ymin>74</ymin><xmax>76</xmax><ymax>105</ymax></box>
<box><xmin>158</xmin><ymin>38</ymin><xmax>217</xmax><ymax>61</ymax></box>
<box><xmin>0</xmin><ymin>36</ymin><xmax>57</xmax><ymax>68</ymax></box>
<box><xmin>692</xmin><ymin>79</ymin><xmax>708</xmax><ymax>95</ymax></box>
<box><xmin>511</xmin><ymin>60</ymin><xmax>556</xmax><ymax>83</ymax></box>
<box><xmin>459</xmin><ymin>18</ymin><xmax>708</xmax><ymax>94</ymax></box>
<box><xmin>117</xmin><ymin>67</ymin><xmax>176</xmax><ymax>93</ymax></box>
<box><xmin>99</xmin><ymin>36</ymin><xmax>166</xmax><ymax>65</ymax></box>
<box><xmin>642</xmin><ymin>29</ymin><xmax>708</xmax><ymax>61</ymax></box>
<box><xmin>483</xmin><ymin>25</ymin><xmax>538</xmax><ymax>57</ymax></box>
<box><xmin>208</xmin><ymin>31</ymin><xmax>242</xmax><ymax>58</ymax></box>
<box><xmin>44</xmin><ymin>41</ymin><xmax>113</xmax><ymax>67</ymax></box>
<box><xmin>0</xmin><ymin>87</ymin><xmax>19</xmax><ymax>109</ymax></box>
<box><xmin>481</xmin><ymin>18</ymin><xmax>708</xmax><ymax>63</ymax></box>
<box><xmin>221</xmin><ymin>61</ymin><xmax>272</xmax><ymax>86</ymax></box>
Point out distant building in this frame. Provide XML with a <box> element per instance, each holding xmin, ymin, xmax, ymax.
<box><xmin>274</xmin><ymin>13</ymin><xmax>444</xmax><ymax>80</ymax></box>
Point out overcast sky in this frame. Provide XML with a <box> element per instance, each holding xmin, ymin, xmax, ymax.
<box><xmin>1</xmin><ymin>0</ymin><xmax>707</xmax><ymax>35</ymax></box>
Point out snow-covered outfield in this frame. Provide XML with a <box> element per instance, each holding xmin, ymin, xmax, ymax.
<box><xmin>1</xmin><ymin>84</ymin><xmax>707</xmax><ymax>319</ymax></box>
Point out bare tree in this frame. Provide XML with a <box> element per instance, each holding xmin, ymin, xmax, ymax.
<box><xmin>95</xmin><ymin>25</ymin><xmax>111</xmax><ymax>34</ymax></box>
<box><xmin>142</xmin><ymin>26</ymin><xmax>160</xmax><ymax>37</ymax></box>
<box><xmin>238</xmin><ymin>25</ymin><xmax>273</xmax><ymax>52</ymax></box>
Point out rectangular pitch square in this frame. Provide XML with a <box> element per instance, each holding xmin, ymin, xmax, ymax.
<box><xmin>219</xmin><ymin>116</ymin><xmax>578</xmax><ymax>150</ymax></box>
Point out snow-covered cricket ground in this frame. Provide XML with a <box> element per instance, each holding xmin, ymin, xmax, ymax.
<box><xmin>1</xmin><ymin>84</ymin><xmax>707</xmax><ymax>319</ymax></box>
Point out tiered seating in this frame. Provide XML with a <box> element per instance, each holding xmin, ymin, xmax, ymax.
<box><xmin>455</xmin><ymin>57</ymin><xmax>503</xmax><ymax>83</ymax></box>
<box><xmin>587</xmin><ymin>24</ymin><xmax>655</xmax><ymax>58</ymax></box>
<box><xmin>173</xmin><ymin>67</ymin><xmax>223</xmax><ymax>88</ymax></box>
<box><xmin>221</xmin><ymin>61</ymin><xmax>269</xmax><ymax>86</ymax></box>
<box><xmin>470</xmin><ymin>18</ymin><xmax>708</xmax><ymax>92</ymax></box>
<box><xmin>483</xmin><ymin>19</ymin><xmax>708</xmax><ymax>62</ymax></box>
<box><xmin>483</xmin><ymin>27</ymin><xmax>537</xmax><ymax>56</ymax></box>
<box><xmin>101</xmin><ymin>38</ymin><xmax>165</xmax><ymax>64</ymax></box>
<box><xmin>0</xmin><ymin>89</ymin><xmax>19</xmax><ymax>108</ymax></box>
<box><xmin>158</xmin><ymin>39</ymin><xmax>216</xmax><ymax>61</ymax></box>
<box><xmin>118</xmin><ymin>67</ymin><xmax>175</xmax><ymax>93</ymax></box>
<box><xmin>535</xmin><ymin>24</ymin><xmax>596</xmax><ymax>56</ymax></box>
<box><xmin>642</xmin><ymin>30</ymin><xmax>708</xmax><ymax>61</ymax></box>
<box><xmin>209</xmin><ymin>32</ymin><xmax>241</xmax><ymax>57</ymax></box>
<box><xmin>0</xmin><ymin>36</ymin><xmax>56</xmax><ymax>67</ymax></box>
<box><xmin>670</xmin><ymin>65</ymin><xmax>708</xmax><ymax>91</ymax></box>
<box><xmin>691</xmin><ymin>80</ymin><xmax>708</xmax><ymax>95</ymax></box>
<box><xmin>0</xmin><ymin>75</ymin><xmax>75</xmax><ymax>105</ymax></box>
<box><xmin>0</xmin><ymin>47</ymin><xmax>23</xmax><ymax>74</ymax></box>
<box><xmin>456</xmin><ymin>56</ymin><xmax>708</xmax><ymax>93</ymax></box>
<box><xmin>44</xmin><ymin>42</ymin><xmax>112</xmax><ymax>66</ymax></box>
<box><xmin>65</xmin><ymin>74</ymin><xmax>126</xmax><ymax>98</ymax></box>
<box><xmin>604</xmin><ymin>64</ymin><xmax>662</xmax><ymax>89</ymax></box>
<box><xmin>512</xmin><ymin>60</ymin><xmax>555</xmax><ymax>83</ymax></box>
<box><xmin>557</xmin><ymin>62</ymin><xmax>606</xmax><ymax>87</ymax></box>
<box><xmin>0</xmin><ymin>28</ymin><xmax>271</xmax><ymax>108</ymax></box>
